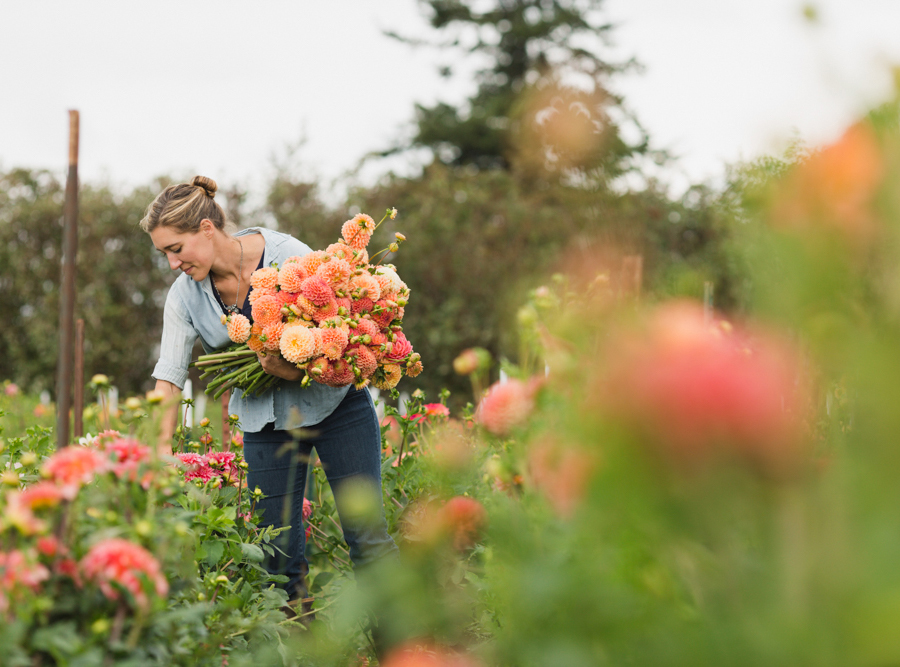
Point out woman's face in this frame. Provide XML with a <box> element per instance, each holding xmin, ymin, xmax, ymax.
<box><xmin>150</xmin><ymin>222</ymin><xmax>215</xmax><ymax>281</ymax></box>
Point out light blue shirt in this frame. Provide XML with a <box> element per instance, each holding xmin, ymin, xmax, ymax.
<box><xmin>151</xmin><ymin>227</ymin><xmax>349</xmax><ymax>433</ymax></box>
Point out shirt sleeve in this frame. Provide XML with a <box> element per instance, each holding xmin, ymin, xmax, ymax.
<box><xmin>151</xmin><ymin>287</ymin><xmax>197</xmax><ymax>389</ymax></box>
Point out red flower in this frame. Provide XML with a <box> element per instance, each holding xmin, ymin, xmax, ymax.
<box><xmin>381</xmin><ymin>642</ymin><xmax>483</xmax><ymax>667</ymax></box>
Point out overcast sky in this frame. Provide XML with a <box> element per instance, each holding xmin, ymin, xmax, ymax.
<box><xmin>2</xmin><ymin>0</ymin><xmax>899</xmax><ymax>203</ymax></box>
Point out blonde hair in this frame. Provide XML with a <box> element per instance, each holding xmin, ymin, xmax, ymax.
<box><xmin>139</xmin><ymin>175</ymin><xmax>227</xmax><ymax>234</ymax></box>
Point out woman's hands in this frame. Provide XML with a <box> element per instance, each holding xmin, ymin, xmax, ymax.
<box><xmin>257</xmin><ymin>352</ymin><xmax>304</xmax><ymax>382</ymax></box>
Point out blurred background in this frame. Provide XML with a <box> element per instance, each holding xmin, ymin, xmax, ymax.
<box><xmin>1</xmin><ymin>0</ymin><xmax>898</xmax><ymax>403</ymax></box>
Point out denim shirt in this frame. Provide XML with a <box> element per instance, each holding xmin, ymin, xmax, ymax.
<box><xmin>151</xmin><ymin>227</ymin><xmax>349</xmax><ymax>433</ymax></box>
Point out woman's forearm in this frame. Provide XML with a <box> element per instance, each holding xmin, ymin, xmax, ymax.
<box><xmin>154</xmin><ymin>379</ymin><xmax>182</xmax><ymax>454</ymax></box>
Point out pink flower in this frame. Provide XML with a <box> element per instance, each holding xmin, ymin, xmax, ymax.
<box><xmin>604</xmin><ymin>301</ymin><xmax>808</xmax><ymax>475</ymax></box>
<box><xmin>386</xmin><ymin>332</ymin><xmax>413</xmax><ymax>362</ymax></box>
<box><xmin>42</xmin><ymin>446</ymin><xmax>109</xmax><ymax>499</ymax></box>
<box><xmin>80</xmin><ymin>538</ymin><xmax>168</xmax><ymax>609</ymax></box>
<box><xmin>437</xmin><ymin>497</ymin><xmax>487</xmax><ymax>551</ymax></box>
<box><xmin>475</xmin><ymin>379</ymin><xmax>539</xmax><ymax>436</ymax></box>
<box><xmin>320</xmin><ymin>326</ymin><xmax>349</xmax><ymax>361</ymax></box>
<box><xmin>18</xmin><ymin>481</ymin><xmax>64</xmax><ymax>510</ymax></box>
<box><xmin>4</xmin><ymin>383</ymin><xmax>19</xmax><ymax>396</ymax></box>
<box><xmin>101</xmin><ymin>437</ymin><xmax>152</xmax><ymax>482</ymax></box>
<box><xmin>351</xmin><ymin>297</ymin><xmax>374</xmax><ymax>316</ymax></box>
<box><xmin>231</xmin><ymin>432</ymin><xmax>244</xmax><ymax>449</ymax></box>
<box><xmin>381</xmin><ymin>643</ymin><xmax>484</xmax><ymax>667</ymax></box>
<box><xmin>251</xmin><ymin>294</ymin><xmax>282</xmax><ymax>328</ymax></box>
<box><xmin>341</xmin><ymin>214</ymin><xmax>375</xmax><ymax>250</ymax></box>
<box><xmin>424</xmin><ymin>403</ymin><xmax>450</xmax><ymax>419</ymax></box>
<box><xmin>0</xmin><ymin>549</ymin><xmax>50</xmax><ymax>592</ymax></box>
<box><xmin>301</xmin><ymin>276</ymin><xmax>334</xmax><ymax>306</ymax></box>
<box><xmin>302</xmin><ymin>498</ymin><xmax>314</xmax><ymax>520</ymax></box>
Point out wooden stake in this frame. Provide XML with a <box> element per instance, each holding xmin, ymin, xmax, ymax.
<box><xmin>74</xmin><ymin>318</ymin><xmax>85</xmax><ymax>438</ymax></box>
<box><xmin>55</xmin><ymin>110</ymin><xmax>79</xmax><ymax>449</ymax></box>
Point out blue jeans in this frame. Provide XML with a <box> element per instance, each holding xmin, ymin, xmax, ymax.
<box><xmin>243</xmin><ymin>386</ymin><xmax>398</xmax><ymax>600</ymax></box>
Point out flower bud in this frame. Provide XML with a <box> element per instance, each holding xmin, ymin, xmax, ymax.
<box><xmin>220</xmin><ymin>314</ymin><xmax>228</xmax><ymax>325</ymax></box>
<box><xmin>389</xmin><ymin>243</ymin><xmax>399</xmax><ymax>253</ymax></box>
<box><xmin>124</xmin><ymin>397</ymin><xmax>142</xmax><ymax>411</ymax></box>
<box><xmin>199</xmin><ymin>417</ymin><xmax>211</xmax><ymax>428</ymax></box>
<box><xmin>215</xmin><ymin>575</ymin><xmax>229</xmax><ymax>584</ymax></box>
<box><xmin>1</xmin><ymin>470</ymin><xmax>20</xmax><ymax>486</ymax></box>
<box><xmin>146</xmin><ymin>389</ymin><xmax>165</xmax><ymax>404</ymax></box>
<box><xmin>90</xmin><ymin>374</ymin><xmax>110</xmax><ymax>388</ymax></box>
<box><xmin>135</xmin><ymin>520</ymin><xmax>152</xmax><ymax>537</ymax></box>
<box><xmin>389</xmin><ymin>207</ymin><xmax>398</xmax><ymax>220</ymax></box>
<box><xmin>19</xmin><ymin>451</ymin><xmax>37</xmax><ymax>467</ymax></box>
<box><xmin>395</xmin><ymin>232</ymin><xmax>406</xmax><ymax>241</ymax></box>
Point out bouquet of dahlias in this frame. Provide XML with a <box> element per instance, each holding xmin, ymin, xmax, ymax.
<box><xmin>194</xmin><ymin>209</ymin><xmax>422</xmax><ymax>399</ymax></box>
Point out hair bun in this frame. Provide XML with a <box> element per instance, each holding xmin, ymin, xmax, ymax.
<box><xmin>191</xmin><ymin>175</ymin><xmax>218</xmax><ymax>199</ymax></box>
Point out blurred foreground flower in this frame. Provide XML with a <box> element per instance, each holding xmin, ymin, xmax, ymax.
<box><xmin>437</xmin><ymin>496</ymin><xmax>487</xmax><ymax>551</ymax></box>
<box><xmin>42</xmin><ymin>446</ymin><xmax>109</xmax><ymax>499</ymax></box>
<box><xmin>601</xmin><ymin>301</ymin><xmax>809</xmax><ymax>476</ymax></box>
<box><xmin>528</xmin><ymin>437</ymin><xmax>598</xmax><ymax>518</ymax></box>
<box><xmin>381</xmin><ymin>642</ymin><xmax>483</xmax><ymax>667</ymax></box>
<box><xmin>4</xmin><ymin>382</ymin><xmax>19</xmax><ymax>396</ymax></box>
<box><xmin>80</xmin><ymin>538</ymin><xmax>168</xmax><ymax>609</ymax></box>
<box><xmin>475</xmin><ymin>378</ymin><xmax>541</xmax><ymax>436</ymax></box>
<box><xmin>772</xmin><ymin>122</ymin><xmax>884</xmax><ymax>245</ymax></box>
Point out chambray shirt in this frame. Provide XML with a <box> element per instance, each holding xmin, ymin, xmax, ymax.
<box><xmin>151</xmin><ymin>227</ymin><xmax>349</xmax><ymax>433</ymax></box>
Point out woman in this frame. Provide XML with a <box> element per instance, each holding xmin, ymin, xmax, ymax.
<box><xmin>142</xmin><ymin>175</ymin><xmax>398</xmax><ymax>607</ymax></box>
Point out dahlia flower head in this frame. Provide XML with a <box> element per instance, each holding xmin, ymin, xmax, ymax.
<box><xmin>475</xmin><ymin>377</ymin><xmax>542</xmax><ymax>436</ymax></box>
<box><xmin>42</xmin><ymin>445</ymin><xmax>110</xmax><ymax>500</ymax></box>
<box><xmin>602</xmin><ymin>300</ymin><xmax>809</xmax><ymax>476</ymax></box>
<box><xmin>80</xmin><ymin>538</ymin><xmax>168</xmax><ymax>609</ymax></box>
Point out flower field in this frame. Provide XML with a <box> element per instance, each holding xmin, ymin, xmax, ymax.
<box><xmin>6</xmin><ymin>102</ymin><xmax>900</xmax><ymax>666</ymax></box>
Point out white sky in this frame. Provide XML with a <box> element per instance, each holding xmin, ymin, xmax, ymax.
<box><xmin>2</xmin><ymin>0</ymin><xmax>899</xmax><ymax>203</ymax></box>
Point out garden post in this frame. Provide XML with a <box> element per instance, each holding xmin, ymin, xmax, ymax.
<box><xmin>222</xmin><ymin>394</ymin><xmax>230</xmax><ymax>451</ymax></box>
<box><xmin>74</xmin><ymin>318</ymin><xmax>85</xmax><ymax>438</ymax></box>
<box><xmin>55</xmin><ymin>110</ymin><xmax>79</xmax><ymax>449</ymax></box>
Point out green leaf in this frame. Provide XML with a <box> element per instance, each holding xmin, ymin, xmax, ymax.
<box><xmin>239</xmin><ymin>542</ymin><xmax>265</xmax><ymax>563</ymax></box>
<box><xmin>202</xmin><ymin>539</ymin><xmax>226</xmax><ymax>566</ymax></box>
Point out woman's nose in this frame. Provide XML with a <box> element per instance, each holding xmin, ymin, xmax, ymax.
<box><xmin>167</xmin><ymin>253</ymin><xmax>181</xmax><ymax>270</ymax></box>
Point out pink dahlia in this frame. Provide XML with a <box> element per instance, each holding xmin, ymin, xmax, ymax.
<box><xmin>278</xmin><ymin>262</ymin><xmax>308</xmax><ymax>293</ymax></box>
<box><xmin>307</xmin><ymin>357</ymin><xmax>334</xmax><ymax>384</ymax></box>
<box><xmin>0</xmin><ymin>549</ymin><xmax>50</xmax><ymax>592</ymax></box>
<box><xmin>298</xmin><ymin>250</ymin><xmax>329</xmax><ymax>277</ymax></box>
<box><xmin>250</xmin><ymin>266</ymin><xmax>279</xmax><ymax>290</ymax></box>
<box><xmin>347</xmin><ymin>344</ymin><xmax>378</xmax><ymax>378</ymax></box>
<box><xmin>301</xmin><ymin>276</ymin><xmax>334</xmax><ymax>306</ymax></box>
<box><xmin>42</xmin><ymin>446</ymin><xmax>108</xmax><ymax>500</ymax></box>
<box><xmin>386</xmin><ymin>332</ymin><xmax>413</xmax><ymax>362</ymax></box>
<box><xmin>476</xmin><ymin>378</ymin><xmax>539</xmax><ymax>436</ymax></box>
<box><xmin>276</xmin><ymin>290</ymin><xmax>298</xmax><ymax>307</ymax></box>
<box><xmin>295</xmin><ymin>295</ymin><xmax>318</xmax><ymax>317</ymax></box>
<box><xmin>349</xmin><ymin>273</ymin><xmax>382</xmax><ymax>302</ymax></box>
<box><xmin>336</xmin><ymin>296</ymin><xmax>352</xmax><ymax>314</ymax></box>
<box><xmin>5</xmin><ymin>383</ymin><xmax>19</xmax><ymax>397</ymax></box>
<box><xmin>227</xmin><ymin>313</ymin><xmax>252</xmax><ymax>344</ymax></box>
<box><xmin>437</xmin><ymin>496</ymin><xmax>487</xmax><ymax>551</ymax></box>
<box><xmin>312</xmin><ymin>299</ymin><xmax>339</xmax><ymax>323</ymax></box>
<box><xmin>355</xmin><ymin>318</ymin><xmax>378</xmax><ymax>339</ymax></box>
<box><xmin>424</xmin><ymin>403</ymin><xmax>450</xmax><ymax>419</ymax></box>
<box><xmin>372</xmin><ymin>300</ymin><xmax>399</xmax><ymax>329</ymax></box>
<box><xmin>103</xmin><ymin>438</ymin><xmax>151</xmax><ymax>482</ymax></box>
<box><xmin>280</xmin><ymin>326</ymin><xmax>318</xmax><ymax>365</ymax></box>
<box><xmin>80</xmin><ymin>538</ymin><xmax>168</xmax><ymax>609</ymax></box>
<box><xmin>351</xmin><ymin>297</ymin><xmax>374</xmax><ymax>316</ymax></box>
<box><xmin>316</xmin><ymin>257</ymin><xmax>353</xmax><ymax>288</ymax></box>
<box><xmin>320</xmin><ymin>327</ymin><xmax>349</xmax><ymax>361</ymax></box>
<box><xmin>18</xmin><ymin>481</ymin><xmax>64</xmax><ymax>510</ymax></box>
<box><xmin>329</xmin><ymin>359</ymin><xmax>357</xmax><ymax>387</ymax></box>
<box><xmin>302</xmin><ymin>497</ymin><xmax>314</xmax><ymax>520</ymax></box>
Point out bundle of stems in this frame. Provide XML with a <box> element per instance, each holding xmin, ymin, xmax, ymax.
<box><xmin>192</xmin><ymin>346</ymin><xmax>280</xmax><ymax>400</ymax></box>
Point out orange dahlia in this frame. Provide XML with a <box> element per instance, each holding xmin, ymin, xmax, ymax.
<box><xmin>316</xmin><ymin>257</ymin><xmax>353</xmax><ymax>288</ymax></box>
<box><xmin>320</xmin><ymin>327</ymin><xmax>349</xmax><ymax>360</ymax></box>
<box><xmin>262</xmin><ymin>321</ymin><xmax>285</xmax><ymax>351</ymax></box>
<box><xmin>278</xmin><ymin>262</ymin><xmax>308</xmax><ymax>293</ymax></box>
<box><xmin>251</xmin><ymin>294</ymin><xmax>282</xmax><ymax>327</ymax></box>
<box><xmin>226</xmin><ymin>313</ymin><xmax>252</xmax><ymax>344</ymax></box>
<box><xmin>298</xmin><ymin>250</ymin><xmax>329</xmax><ymax>277</ymax></box>
<box><xmin>250</xmin><ymin>266</ymin><xmax>279</xmax><ymax>290</ymax></box>
<box><xmin>349</xmin><ymin>273</ymin><xmax>382</xmax><ymax>301</ymax></box>
<box><xmin>280</xmin><ymin>326</ymin><xmax>318</xmax><ymax>365</ymax></box>
<box><xmin>301</xmin><ymin>276</ymin><xmax>334</xmax><ymax>306</ymax></box>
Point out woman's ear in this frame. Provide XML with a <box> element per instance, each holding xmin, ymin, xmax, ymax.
<box><xmin>200</xmin><ymin>219</ymin><xmax>214</xmax><ymax>238</ymax></box>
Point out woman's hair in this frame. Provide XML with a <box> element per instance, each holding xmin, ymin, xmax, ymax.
<box><xmin>139</xmin><ymin>175</ymin><xmax>227</xmax><ymax>234</ymax></box>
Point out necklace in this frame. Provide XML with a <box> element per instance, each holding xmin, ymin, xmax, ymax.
<box><xmin>211</xmin><ymin>238</ymin><xmax>244</xmax><ymax>315</ymax></box>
